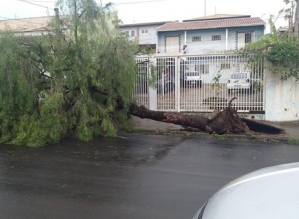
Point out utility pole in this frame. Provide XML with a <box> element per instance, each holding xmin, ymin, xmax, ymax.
<box><xmin>204</xmin><ymin>0</ymin><xmax>206</xmax><ymax>19</ymax></box>
<box><xmin>54</xmin><ymin>8</ymin><xmax>63</xmax><ymax>48</ymax></box>
<box><xmin>289</xmin><ymin>1</ymin><xmax>294</xmax><ymax>38</ymax></box>
<box><xmin>294</xmin><ymin>0</ymin><xmax>299</xmax><ymax>38</ymax></box>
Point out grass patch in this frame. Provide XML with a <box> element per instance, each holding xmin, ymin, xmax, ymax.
<box><xmin>287</xmin><ymin>137</ymin><xmax>299</xmax><ymax>145</ymax></box>
<box><xmin>215</xmin><ymin>134</ymin><xmax>230</xmax><ymax>140</ymax></box>
<box><xmin>250</xmin><ymin>134</ymin><xmax>257</xmax><ymax>139</ymax></box>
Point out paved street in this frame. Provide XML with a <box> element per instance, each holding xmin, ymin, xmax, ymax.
<box><xmin>0</xmin><ymin>133</ymin><xmax>299</xmax><ymax>219</ymax></box>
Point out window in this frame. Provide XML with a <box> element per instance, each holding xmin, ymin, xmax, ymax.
<box><xmin>238</xmin><ymin>32</ymin><xmax>254</xmax><ymax>48</ymax></box>
<box><xmin>245</xmin><ymin>33</ymin><xmax>252</xmax><ymax>44</ymax></box>
<box><xmin>212</xmin><ymin>35</ymin><xmax>221</xmax><ymax>41</ymax></box>
<box><xmin>124</xmin><ymin>30</ymin><xmax>135</xmax><ymax>38</ymax></box>
<box><xmin>165</xmin><ymin>36</ymin><xmax>180</xmax><ymax>53</ymax></box>
<box><xmin>196</xmin><ymin>64</ymin><xmax>209</xmax><ymax>74</ymax></box>
<box><xmin>192</xmin><ymin>36</ymin><xmax>201</xmax><ymax>42</ymax></box>
<box><xmin>221</xmin><ymin>63</ymin><xmax>230</xmax><ymax>70</ymax></box>
<box><xmin>141</xmin><ymin>29</ymin><xmax>148</xmax><ymax>33</ymax></box>
<box><xmin>231</xmin><ymin>73</ymin><xmax>248</xmax><ymax>79</ymax></box>
<box><xmin>200</xmin><ymin>64</ymin><xmax>209</xmax><ymax>74</ymax></box>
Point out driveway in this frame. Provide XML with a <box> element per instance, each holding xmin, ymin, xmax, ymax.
<box><xmin>156</xmin><ymin>84</ymin><xmax>263</xmax><ymax>111</ymax></box>
<box><xmin>0</xmin><ymin>134</ymin><xmax>298</xmax><ymax>219</ymax></box>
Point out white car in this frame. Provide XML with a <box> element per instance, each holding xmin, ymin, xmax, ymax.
<box><xmin>227</xmin><ymin>72</ymin><xmax>251</xmax><ymax>94</ymax></box>
<box><xmin>192</xmin><ymin>162</ymin><xmax>299</xmax><ymax>219</ymax></box>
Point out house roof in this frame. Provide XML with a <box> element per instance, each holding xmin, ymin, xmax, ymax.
<box><xmin>119</xmin><ymin>21</ymin><xmax>175</xmax><ymax>28</ymax></box>
<box><xmin>0</xmin><ymin>16</ymin><xmax>53</xmax><ymax>33</ymax></box>
<box><xmin>157</xmin><ymin>17</ymin><xmax>265</xmax><ymax>32</ymax></box>
<box><xmin>277</xmin><ymin>26</ymin><xmax>288</xmax><ymax>32</ymax></box>
<box><xmin>183</xmin><ymin>14</ymin><xmax>251</xmax><ymax>22</ymax></box>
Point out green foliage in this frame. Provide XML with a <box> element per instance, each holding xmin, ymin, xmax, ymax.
<box><xmin>287</xmin><ymin>137</ymin><xmax>299</xmax><ymax>145</ymax></box>
<box><xmin>10</xmin><ymin>114</ymin><xmax>45</xmax><ymax>147</ymax></box>
<box><xmin>267</xmin><ymin>40</ymin><xmax>299</xmax><ymax>80</ymax></box>
<box><xmin>211</xmin><ymin>73</ymin><xmax>221</xmax><ymax>95</ymax></box>
<box><xmin>0</xmin><ymin>0</ymin><xmax>139</xmax><ymax>146</ymax></box>
<box><xmin>241</xmin><ymin>17</ymin><xmax>299</xmax><ymax>81</ymax></box>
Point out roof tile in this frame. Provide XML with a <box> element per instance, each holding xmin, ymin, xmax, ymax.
<box><xmin>157</xmin><ymin>17</ymin><xmax>265</xmax><ymax>32</ymax></box>
<box><xmin>0</xmin><ymin>17</ymin><xmax>53</xmax><ymax>33</ymax></box>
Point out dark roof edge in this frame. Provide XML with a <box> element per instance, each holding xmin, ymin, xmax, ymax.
<box><xmin>183</xmin><ymin>15</ymin><xmax>251</xmax><ymax>22</ymax></box>
<box><xmin>0</xmin><ymin>16</ymin><xmax>54</xmax><ymax>22</ymax></box>
<box><xmin>157</xmin><ymin>23</ymin><xmax>265</xmax><ymax>32</ymax></box>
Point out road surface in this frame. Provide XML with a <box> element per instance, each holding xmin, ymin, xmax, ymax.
<box><xmin>0</xmin><ymin>133</ymin><xmax>298</xmax><ymax>219</ymax></box>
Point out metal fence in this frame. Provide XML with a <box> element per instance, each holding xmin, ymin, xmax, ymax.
<box><xmin>135</xmin><ymin>53</ymin><xmax>264</xmax><ymax>113</ymax></box>
<box><xmin>135</xmin><ymin>57</ymin><xmax>150</xmax><ymax>108</ymax></box>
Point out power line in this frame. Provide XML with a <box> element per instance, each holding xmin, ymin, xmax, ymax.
<box><xmin>18</xmin><ymin>0</ymin><xmax>55</xmax><ymax>2</ymax></box>
<box><xmin>15</xmin><ymin>0</ymin><xmax>54</xmax><ymax>9</ymax></box>
<box><xmin>15</xmin><ymin>0</ymin><xmax>167</xmax><ymax>4</ymax></box>
<box><xmin>13</xmin><ymin>0</ymin><xmax>54</xmax><ymax>1</ymax></box>
<box><xmin>114</xmin><ymin>0</ymin><xmax>166</xmax><ymax>5</ymax></box>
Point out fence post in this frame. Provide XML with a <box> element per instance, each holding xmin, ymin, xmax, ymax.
<box><xmin>176</xmin><ymin>56</ymin><xmax>181</xmax><ymax>112</ymax></box>
<box><xmin>148</xmin><ymin>57</ymin><xmax>157</xmax><ymax>111</ymax></box>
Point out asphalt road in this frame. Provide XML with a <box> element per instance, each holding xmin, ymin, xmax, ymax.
<box><xmin>1</xmin><ymin>133</ymin><xmax>299</xmax><ymax>219</ymax></box>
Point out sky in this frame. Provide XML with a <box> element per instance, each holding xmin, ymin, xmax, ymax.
<box><xmin>0</xmin><ymin>0</ymin><xmax>290</xmax><ymax>33</ymax></box>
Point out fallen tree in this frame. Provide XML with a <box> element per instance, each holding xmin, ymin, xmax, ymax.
<box><xmin>0</xmin><ymin>0</ymin><xmax>284</xmax><ymax>147</ymax></box>
<box><xmin>130</xmin><ymin>97</ymin><xmax>285</xmax><ymax>135</ymax></box>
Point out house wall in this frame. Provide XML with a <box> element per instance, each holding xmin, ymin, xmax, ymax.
<box><xmin>157</xmin><ymin>25</ymin><xmax>264</xmax><ymax>54</ymax></box>
<box><xmin>120</xmin><ymin>24</ymin><xmax>163</xmax><ymax>45</ymax></box>
<box><xmin>119</xmin><ymin>26</ymin><xmax>138</xmax><ymax>42</ymax></box>
<box><xmin>229</xmin><ymin>26</ymin><xmax>264</xmax><ymax>44</ymax></box>
<box><xmin>157</xmin><ymin>31</ymin><xmax>184</xmax><ymax>53</ymax></box>
<box><xmin>264</xmin><ymin>70</ymin><xmax>299</xmax><ymax>121</ymax></box>
<box><xmin>186</xmin><ymin>28</ymin><xmax>227</xmax><ymax>53</ymax></box>
<box><xmin>137</xmin><ymin>25</ymin><xmax>160</xmax><ymax>45</ymax></box>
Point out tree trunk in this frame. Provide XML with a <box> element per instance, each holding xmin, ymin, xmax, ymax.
<box><xmin>130</xmin><ymin>97</ymin><xmax>250</xmax><ymax>134</ymax></box>
<box><xmin>130</xmin><ymin>97</ymin><xmax>285</xmax><ymax>135</ymax></box>
<box><xmin>130</xmin><ymin>104</ymin><xmax>209</xmax><ymax>132</ymax></box>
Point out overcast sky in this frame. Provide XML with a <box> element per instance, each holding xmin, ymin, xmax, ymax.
<box><xmin>0</xmin><ymin>0</ymin><xmax>290</xmax><ymax>33</ymax></box>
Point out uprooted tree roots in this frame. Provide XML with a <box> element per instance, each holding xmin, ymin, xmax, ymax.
<box><xmin>206</xmin><ymin>97</ymin><xmax>249</xmax><ymax>134</ymax></box>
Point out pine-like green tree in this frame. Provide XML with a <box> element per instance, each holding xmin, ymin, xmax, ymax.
<box><xmin>0</xmin><ymin>0</ymin><xmax>138</xmax><ymax>146</ymax></box>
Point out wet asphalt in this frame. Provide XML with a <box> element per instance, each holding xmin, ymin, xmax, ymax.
<box><xmin>0</xmin><ymin>133</ymin><xmax>299</xmax><ymax>219</ymax></box>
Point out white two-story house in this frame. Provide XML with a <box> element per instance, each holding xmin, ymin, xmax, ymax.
<box><xmin>156</xmin><ymin>14</ymin><xmax>265</xmax><ymax>54</ymax></box>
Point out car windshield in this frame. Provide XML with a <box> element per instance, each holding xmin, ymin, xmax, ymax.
<box><xmin>231</xmin><ymin>73</ymin><xmax>247</xmax><ymax>79</ymax></box>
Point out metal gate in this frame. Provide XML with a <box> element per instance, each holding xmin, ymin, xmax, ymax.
<box><xmin>135</xmin><ymin>53</ymin><xmax>264</xmax><ymax>113</ymax></box>
<box><xmin>135</xmin><ymin>57</ymin><xmax>150</xmax><ymax>108</ymax></box>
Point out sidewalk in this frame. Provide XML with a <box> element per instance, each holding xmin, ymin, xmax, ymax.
<box><xmin>131</xmin><ymin>116</ymin><xmax>183</xmax><ymax>132</ymax></box>
<box><xmin>131</xmin><ymin>116</ymin><xmax>299</xmax><ymax>138</ymax></box>
<box><xmin>260</xmin><ymin>120</ymin><xmax>299</xmax><ymax>137</ymax></box>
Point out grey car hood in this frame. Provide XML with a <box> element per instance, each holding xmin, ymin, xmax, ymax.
<box><xmin>195</xmin><ymin>162</ymin><xmax>299</xmax><ymax>219</ymax></box>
